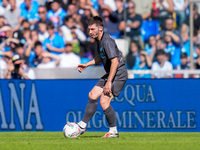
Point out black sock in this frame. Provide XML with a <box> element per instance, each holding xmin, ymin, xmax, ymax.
<box><xmin>82</xmin><ymin>98</ymin><xmax>98</xmax><ymax>123</ymax></box>
<box><xmin>103</xmin><ymin>105</ymin><xmax>116</xmax><ymax>127</ymax></box>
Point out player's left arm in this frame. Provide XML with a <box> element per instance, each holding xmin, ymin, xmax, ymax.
<box><xmin>103</xmin><ymin>57</ymin><xmax>119</xmax><ymax>95</ymax></box>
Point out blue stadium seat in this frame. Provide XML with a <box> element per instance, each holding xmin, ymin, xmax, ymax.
<box><xmin>141</xmin><ymin>20</ymin><xmax>160</xmax><ymax>42</ymax></box>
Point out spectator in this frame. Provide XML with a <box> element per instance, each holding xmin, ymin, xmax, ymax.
<box><xmin>156</xmin><ymin>39</ymin><xmax>168</xmax><ymax>54</ymax></box>
<box><xmin>181</xmin><ymin>4</ymin><xmax>200</xmax><ymax>34</ymax></box>
<box><xmin>132</xmin><ymin>0</ymin><xmax>153</xmax><ymax>20</ymax></box>
<box><xmin>43</xmin><ymin>23</ymin><xmax>65</xmax><ymax>55</ymax></box>
<box><xmin>5</xmin><ymin>54</ymin><xmax>36</xmax><ymax>79</ymax></box>
<box><xmin>37</xmin><ymin>51</ymin><xmax>61</xmax><ymax>68</ymax></box>
<box><xmin>29</xmin><ymin>41</ymin><xmax>43</xmax><ymax>67</ymax></box>
<box><xmin>164</xmin><ymin>34</ymin><xmax>181</xmax><ymax>67</ymax></box>
<box><xmin>174</xmin><ymin>53</ymin><xmax>189</xmax><ymax>78</ymax></box>
<box><xmin>59</xmin><ymin>42</ymin><xmax>81</xmax><ymax>68</ymax></box>
<box><xmin>133</xmin><ymin>50</ymin><xmax>152</xmax><ymax>78</ymax></box>
<box><xmin>0</xmin><ymin>0</ymin><xmax>10</xmax><ymax>16</ymax></box>
<box><xmin>20</xmin><ymin>0</ymin><xmax>39</xmax><ymax>27</ymax></box>
<box><xmin>67</xmin><ymin>4</ymin><xmax>83</xmax><ymax>31</ymax></box>
<box><xmin>4</xmin><ymin>0</ymin><xmax>21</xmax><ymax>32</ymax></box>
<box><xmin>20</xmin><ymin>19</ymin><xmax>31</xmax><ymax>31</ymax></box>
<box><xmin>38</xmin><ymin>21</ymin><xmax>49</xmax><ymax>43</ymax></box>
<box><xmin>34</xmin><ymin>5</ymin><xmax>52</xmax><ymax>32</ymax></box>
<box><xmin>126</xmin><ymin>41</ymin><xmax>140</xmax><ymax>69</ymax></box>
<box><xmin>181</xmin><ymin>32</ymin><xmax>197</xmax><ymax>60</ymax></box>
<box><xmin>115</xmin><ymin>0</ymin><xmax>125</xmax><ymax>23</ymax></box>
<box><xmin>61</xmin><ymin>16</ymin><xmax>86</xmax><ymax>43</ymax></box>
<box><xmin>157</xmin><ymin>18</ymin><xmax>182</xmax><ymax>46</ymax></box>
<box><xmin>47</xmin><ymin>0</ymin><xmax>66</xmax><ymax>31</ymax></box>
<box><xmin>61</xmin><ymin>16</ymin><xmax>74</xmax><ymax>42</ymax></box>
<box><xmin>21</xmin><ymin>28</ymin><xmax>31</xmax><ymax>48</ymax></box>
<box><xmin>31</xmin><ymin>30</ymin><xmax>39</xmax><ymax>44</ymax></box>
<box><xmin>151</xmin><ymin>0</ymin><xmax>174</xmax><ymax>29</ymax></box>
<box><xmin>14</xmin><ymin>43</ymin><xmax>29</xmax><ymax>66</ymax></box>
<box><xmin>151</xmin><ymin>50</ymin><xmax>173</xmax><ymax>78</ymax></box>
<box><xmin>177</xmin><ymin>52</ymin><xmax>189</xmax><ymax>69</ymax></box>
<box><xmin>70</xmin><ymin>29</ymin><xmax>81</xmax><ymax>55</ymax></box>
<box><xmin>70</xmin><ymin>26</ymin><xmax>87</xmax><ymax>57</ymax></box>
<box><xmin>101</xmin><ymin>5</ymin><xmax>119</xmax><ymax>38</ymax></box>
<box><xmin>119</xmin><ymin>1</ymin><xmax>143</xmax><ymax>48</ymax></box>
<box><xmin>172</xmin><ymin>0</ymin><xmax>188</xmax><ymax>30</ymax></box>
<box><xmin>145</xmin><ymin>35</ymin><xmax>157</xmax><ymax>61</ymax></box>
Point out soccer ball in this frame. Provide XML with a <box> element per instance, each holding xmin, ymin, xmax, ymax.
<box><xmin>63</xmin><ymin>122</ymin><xmax>80</xmax><ymax>138</ymax></box>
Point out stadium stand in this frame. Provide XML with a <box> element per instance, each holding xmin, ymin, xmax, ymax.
<box><xmin>0</xmin><ymin>0</ymin><xmax>200</xmax><ymax>79</ymax></box>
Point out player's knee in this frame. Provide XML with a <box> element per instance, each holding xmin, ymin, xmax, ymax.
<box><xmin>89</xmin><ymin>90</ymin><xmax>96</xmax><ymax>99</ymax></box>
<box><xmin>100</xmin><ymin>98</ymin><xmax>109</xmax><ymax>110</ymax></box>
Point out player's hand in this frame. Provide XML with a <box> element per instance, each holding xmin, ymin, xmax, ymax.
<box><xmin>75</xmin><ymin>64</ymin><xmax>88</xmax><ymax>73</ymax></box>
<box><xmin>103</xmin><ymin>81</ymin><xmax>112</xmax><ymax>95</ymax></box>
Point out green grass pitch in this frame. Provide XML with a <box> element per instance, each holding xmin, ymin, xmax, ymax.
<box><xmin>0</xmin><ymin>132</ymin><xmax>200</xmax><ymax>150</ymax></box>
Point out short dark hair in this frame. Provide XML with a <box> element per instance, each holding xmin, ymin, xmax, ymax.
<box><xmin>46</xmin><ymin>22</ymin><xmax>54</xmax><ymax>29</ymax></box>
<box><xmin>156</xmin><ymin>50</ymin><xmax>166</xmax><ymax>56</ymax></box>
<box><xmin>34</xmin><ymin>41</ymin><xmax>42</xmax><ymax>49</ymax></box>
<box><xmin>63</xmin><ymin>15</ymin><xmax>73</xmax><ymax>23</ymax></box>
<box><xmin>16</xmin><ymin>43</ymin><xmax>24</xmax><ymax>49</ymax></box>
<box><xmin>21</xmin><ymin>28</ymin><xmax>30</xmax><ymax>35</ymax></box>
<box><xmin>86</xmin><ymin>16</ymin><xmax>104</xmax><ymax>27</ymax></box>
<box><xmin>21</xmin><ymin>19</ymin><xmax>29</xmax><ymax>25</ymax></box>
<box><xmin>181</xmin><ymin>53</ymin><xmax>187</xmax><ymax>59</ymax></box>
<box><xmin>38</xmin><ymin>20</ymin><xmax>47</xmax><ymax>25</ymax></box>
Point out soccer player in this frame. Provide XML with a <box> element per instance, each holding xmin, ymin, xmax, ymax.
<box><xmin>75</xmin><ymin>16</ymin><xmax>128</xmax><ymax>138</ymax></box>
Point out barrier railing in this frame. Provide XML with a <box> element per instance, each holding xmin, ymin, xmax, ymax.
<box><xmin>1</xmin><ymin>67</ymin><xmax>200</xmax><ymax>79</ymax></box>
<box><xmin>128</xmin><ymin>70</ymin><xmax>200</xmax><ymax>79</ymax></box>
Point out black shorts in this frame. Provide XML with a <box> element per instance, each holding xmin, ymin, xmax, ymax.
<box><xmin>95</xmin><ymin>66</ymin><xmax>128</xmax><ymax>97</ymax></box>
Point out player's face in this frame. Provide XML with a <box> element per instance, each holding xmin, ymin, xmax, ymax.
<box><xmin>87</xmin><ymin>24</ymin><xmax>100</xmax><ymax>39</ymax></box>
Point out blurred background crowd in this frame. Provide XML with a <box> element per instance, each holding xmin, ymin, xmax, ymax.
<box><xmin>0</xmin><ymin>0</ymin><xmax>199</xmax><ymax>79</ymax></box>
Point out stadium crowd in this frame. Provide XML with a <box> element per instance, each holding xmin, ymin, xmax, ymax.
<box><xmin>0</xmin><ymin>0</ymin><xmax>199</xmax><ymax>79</ymax></box>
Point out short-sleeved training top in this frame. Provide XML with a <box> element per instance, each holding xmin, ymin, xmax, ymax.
<box><xmin>96</xmin><ymin>32</ymin><xmax>126</xmax><ymax>74</ymax></box>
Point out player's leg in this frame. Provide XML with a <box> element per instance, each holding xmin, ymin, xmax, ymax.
<box><xmin>77</xmin><ymin>86</ymin><xmax>103</xmax><ymax>133</ymax></box>
<box><xmin>101</xmin><ymin>79</ymin><xmax>127</xmax><ymax>137</ymax></box>
<box><xmin>100</xmin><ymin>92</ymin><xmax>119</xmax><ymax>138</ymax></box>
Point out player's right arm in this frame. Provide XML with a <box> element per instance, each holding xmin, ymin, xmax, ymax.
<box><xmin>75</xmin><ymin>55</ymin><xmax>102</xmax><ymax>73</ymax></box>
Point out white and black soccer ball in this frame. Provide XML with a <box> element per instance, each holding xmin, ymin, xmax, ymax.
<box><xmin>63</xmin><ymin>122</ymin><xmax>80</xmax><ymax>138</ymax></box>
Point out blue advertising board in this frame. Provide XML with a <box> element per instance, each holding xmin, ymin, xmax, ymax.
<box><xmin>0</xmin><ymin>79</ymin><xmax>199</xmax><ymax>132</ymax></box>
